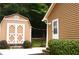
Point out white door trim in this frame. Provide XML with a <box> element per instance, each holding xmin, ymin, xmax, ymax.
<box><xmin>52</xmin><ymin>18</ymin><xmax>59</xmax><ymax>39</ymax></box>
<box><xmin>7</xmin><ymin>23</ymin><xmax>25</xmax><ymax>44</ymax></box>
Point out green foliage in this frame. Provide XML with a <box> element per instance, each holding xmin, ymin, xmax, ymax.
<box><xmin>22</xmin><ymin>40</ymin><xmax>31</xmax><ymax>48</ymax></box>
<box><xmin>0</xmin><ymin>3</ymin><xmax>50</xmax><ymax>37</ymax></box>
<box><xmin>0</xmin><ymin>3</ymin><xmax>50</xmax><ymax>22</ymax></box>
<box><xmin>0</xmin><ymin>40</ymin><xmax>10</xmax><ymax>49</ymax></box>
<box><xmin>47</xmin><ymin>40</ymin><xmax>79</xmax><ymax>55</ymax></box>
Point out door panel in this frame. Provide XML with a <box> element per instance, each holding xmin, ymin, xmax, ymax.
<box><xmin>7</xmin><ymin>23</ymin><xmax>16</xmax><ymax>44</ymax></box>
<box><xmin>7</xmin><ymin>23</ymin><xmax>25</xmax><ymax>44</ymax></box>
<box><xmin>17</xmin><ymin>24</ymin><xmax>25</xmax><ymax>44</ymax></box>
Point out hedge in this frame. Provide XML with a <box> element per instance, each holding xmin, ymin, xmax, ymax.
<box><xmin>47</xmin><ymin>40</ymin><xmax>79</xmax><ymax>55</ymax></box>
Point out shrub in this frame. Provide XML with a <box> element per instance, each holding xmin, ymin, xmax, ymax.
<box><xmin>0</xmin><ymin>40</ymin><xmax>10</xmax><ymax>49</ymax></box>
<box><xmin>45</xmin><ymin>40</ymin><xmax>79</xmax><ymax>55</ymax></box>
<box><xmin>22</xmin><ymin>40</ymin><xmax>31</xmax><ymax>48</ymax></box>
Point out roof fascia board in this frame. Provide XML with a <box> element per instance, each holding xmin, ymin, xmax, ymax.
<box><xmin>42</xmin><ymin>3</ymin><xmax>56</xmax><ymax>21</ymax></box>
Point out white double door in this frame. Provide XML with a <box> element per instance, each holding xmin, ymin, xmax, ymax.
<box><xmin>7</xmin><ymin>23</ymin><xmax>25</xmax><ymax>44</ymax></box>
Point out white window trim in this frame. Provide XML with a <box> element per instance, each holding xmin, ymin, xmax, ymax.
<box><xmin>52</xmin><ymin>18</ymin><xmax>59</xmax><ymax>39</ymax></box>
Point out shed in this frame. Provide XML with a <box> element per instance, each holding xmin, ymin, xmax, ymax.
<box><xmin>0</xmin><ymin>13</ymin><xmax>31</xmax><ymax>45</ymax></box>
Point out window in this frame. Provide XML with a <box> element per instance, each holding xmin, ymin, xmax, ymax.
<box><xmin>52</xmin><ymin>19</ymin><xmax>59</xmax><ymax>39</ymax></box>
<box><xmin>53</xmin><ymin>21</ymin><xmax>57</xmax><ymax>34</ymax></box>
<box><xmin>14</xmin><ymin>15</ymin><xmax>19</xmax><ymax>20</ymax></box>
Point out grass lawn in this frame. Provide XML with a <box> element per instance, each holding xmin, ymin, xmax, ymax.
<box><xmin>32</xmin><ymin>39</ymin><xmax>46</xmax><ymax>47</ymax></box>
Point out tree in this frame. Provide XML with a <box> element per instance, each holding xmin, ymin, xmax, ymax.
<box><xmin>0</xmin><ymin>3</ymin><xmax>51</xmax><ymax>37</ymax></box>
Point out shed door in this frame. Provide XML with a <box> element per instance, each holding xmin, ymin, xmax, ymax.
<box><xmin>52</xmin><ymin>19</ymin><xmax>59</xmax><ymax>39</ymax></box>
<box><xmin>7</xmin><ymin>23</ymin><xmax>25</xmax><ymax>44</ymax></box>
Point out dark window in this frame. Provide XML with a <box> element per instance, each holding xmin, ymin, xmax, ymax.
<box><xmin>54</xmin><ymin>28</ymin><xmax>57</xmax><ymax>34</ymax></box>
<box><xmin>53</xmin><ymin>21</ymin><xmax>57</xmax><ymax>34</ymax></box>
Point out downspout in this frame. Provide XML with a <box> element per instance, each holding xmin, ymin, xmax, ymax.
<box><xmin>46</xmin><ymin>20</ymin><xmax>48</xmax><ymax>47</ymax></box>
<box><xmin>42</xmin><ymin>18</ymin><xmax>49</xmax><ymax>48</ymax></box>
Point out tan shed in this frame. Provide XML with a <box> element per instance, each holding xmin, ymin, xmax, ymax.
<box><xmin>42</xmin><ymin>3</ymin><xmax>79</xmax><ymax>47</ymax></box>
<box><xmin>0</xmin><ymin>13</ymin><xmax>31</xmax><ymax>45</ymax></box>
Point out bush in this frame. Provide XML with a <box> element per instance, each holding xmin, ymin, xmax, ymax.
<box><xmin>22</xmin><ymin>40</ymin><xmax>31</xmax><ymax>48</ymax></box>
<box><xmin>0</xmin><ymin>40</ymin><xmax>10</xmax><ymax>49</ymax></box>
<box><xmin>45</xmin><ymin>40</ymin><xmax>79</xmax><ymax>55</ymax></box>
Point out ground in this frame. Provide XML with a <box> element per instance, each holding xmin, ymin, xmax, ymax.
<box><xmin>0</xmin><ymin>47</ymin><xmax>46</xmax><ymax>55</ymax></box>
<box><xmin>32</xmin><ymin>39</ymin><xmax>46</xmax><ymax>47</ymax></box>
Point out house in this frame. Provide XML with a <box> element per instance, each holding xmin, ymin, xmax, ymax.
<box><xmin>42</xmin><ymin>3</ymin><xmax>79</xmax><ymax>47</ymax></box>
<box><xmin>0</xmin><ymin>13</ymin><xmax>31</xmax><ymax>45</ymax></box>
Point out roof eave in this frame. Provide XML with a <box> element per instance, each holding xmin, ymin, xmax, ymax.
<box><xmin>42</xmin><ymin>3</ymin><xmax>56</xmax><ymax>22</ymax></box>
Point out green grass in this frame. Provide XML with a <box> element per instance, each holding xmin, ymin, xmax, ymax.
<box><xmin>32</xmin><ymin>39</ymin><xmax>46</xmax><ymax>47</ymax></box>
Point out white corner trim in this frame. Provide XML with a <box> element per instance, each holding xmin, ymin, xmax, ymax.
<box><xmin>30</xmin><ymin>26</ymin><xmax>32</xmax><ymax>43</ymax></box>
<box><xmin>46</xmin><ymin>20</ymin><xmax>49</xmax><ymax>47</ymax></box>
<box><xmin>58</xmin><ymin>19</ymin><xmax>59</xmax><ymax>39</ymax></box>
<box><xmin>0</xmin><ymin>24</ymin><xmax>1</xmax><ymax>32</ymax></box>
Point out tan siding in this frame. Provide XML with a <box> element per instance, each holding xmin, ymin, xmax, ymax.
<box><xmin>1</xmin><ymin>20</ymin><xmax>7</xmax><ymax>40</ymax></box>
<box><xmin>48</xmin><ymin>3</ymin><xmax>79</xmax><ymax>40</ymax></box>
<box><xmin>25</xmin><ymin>21</ymin><xmax>31</xmax><ymax>41</ymax></box>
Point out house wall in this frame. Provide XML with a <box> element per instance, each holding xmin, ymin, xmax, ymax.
<box><xmin>47</xmin><ymin>3</ymin><xmax>79</xmax><ymax>40</ymax></box>
<box><xmin>0</xmin><ymin>19</ymin><xmax>7</xmax><ymax>41</ymax></box>
<box><xmin>0</xmin><ymin>15</ymin><xmax>31</xmax><ymax>43</ymax></box>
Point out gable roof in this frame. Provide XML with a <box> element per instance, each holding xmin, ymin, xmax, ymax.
<box><xmin>42</xmin><ymin>3</ymin><xmax>56</xmax><ymax>21</ymax></box>
<box><xmin>0</xmin><ymin>13</ymin><xmax>31</xmax><ymax>26</ymax></box>
<box><xmin>4</xmin><ymin>13</ymin><xmax>29</xmax><ymax>21</ymax></box>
